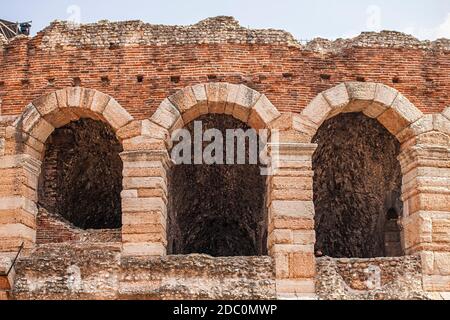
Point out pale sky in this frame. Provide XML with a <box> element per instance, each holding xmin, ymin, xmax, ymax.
<box><xmin>3</xmin><ymin>0</ymin><xmax>450</xmax><ymax>40</ymax></box>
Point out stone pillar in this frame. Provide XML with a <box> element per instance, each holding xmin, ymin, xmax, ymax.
<box><xmin>267</xmin><ymin>128</ymin><xmax>317</xmax><ymax>299</ymax></box>
<box><xmin>0</xmin><ymin>118</ymin><xmax>41</xmax><ymax>254</ymax></box>
<box><xmin>120</xmin><ymin>149</ymin><xmax>171</xmax><ymax>256</ymax></box>
<box><xmin>398</xmin><ymin>132</ymin><xmax>450</xmax><ymax>293</ymax></box>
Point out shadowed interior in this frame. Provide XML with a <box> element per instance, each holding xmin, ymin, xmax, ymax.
<box><xmin>313</xmin><ymin>112</ymin><xmax>403</xmax><ymax>258</ymax></box>
<box><xmin>38</xmin><ymin>118</ymin><xmax>123</xmax><ymax>230</ymax></box>
<box><xmin>168</xmin><ymin>114</ymin><xmax>267</xmax><ymax>257</ymax></box>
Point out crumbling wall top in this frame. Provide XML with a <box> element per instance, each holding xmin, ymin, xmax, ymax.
<box><xmin>36</xmin><ymin>16</ymin><xmax>300</xmax><ymax>49</ymax></box>
<box><xmin>2</xmin><ymin>16</ymin><xmax>449</xmax><ymax>53</ymax></box>
<box><xmin>305</xmin><ymin>31</ymin><xmax>450</xmax><ymax>53</ymax></box>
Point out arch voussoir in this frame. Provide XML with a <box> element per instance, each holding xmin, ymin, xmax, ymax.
<box><xmin>168</xmin><ymin>86</ymin><xmax>197</xmax><ymax>114</ymax></box>
<box><xmin>438</xmin><ymin>107</ymin><xmax>450</xmax><ymax>137</ymax></box>
<box><xmin>443</xmin><ymin>106</ymin><xmax>450</xmax><ymax>121</ymax></box>
<box><xmin>301</xmin><ymin>93</ymin><xmax>332</xmax><ymax>127</ymax></box>
<box><xmin>322</xmin><ymin>83</ymin><xmax>350</xmax><ymax>118</ymax></box>
<box><xmin>168</xmin><ymin>85</ymin><xmax>206</xmax><ymax>125</ymax></box>
<box><xmin>228</xmin><ymin>84</ymin><xmax>261</xmax><ymax>123</ymax></box>
<box><xmin>205</xmin><ymin>82</ymin><xmax>229</xmax><ymax>114</ymax></box>
<box><xmin>377</xmin><ymin>93</ymin><xmax>423</xmax><ymax>138</ymax></box>
<box><xmin>102</xmin><ymin>97</ymin><xmax>134</xmax><ymax>131</ymax></box>
<box><xmin>434</xmin><ymin>113</ymin><xmax>450</xmax><ymax>137</ymax></box>
<box><xmin>151</xmin><ymin>98</ymin><xmax>183</xmax><ymax>132</ymax></box>
<box><xmin>301</xmin><ymin>82</ymin><xmax>424</xmax><ymax>143</ymax></box>
<box><xmin>345</xmin><ymin>82</ymin><xmax>377</xmax><ymax>113</ymax></box>
<box><xmin>396</xmin><ymin>115</ymin><xmax>433</xmax><ymax>144</ymax></box>
<box><xmin>223</xmin><ymin>84</ymin><xmax>240</xmax><ymax>115</ymax></box>
<box><xmin>156</xmin><ymin>82</ymin><xmax>281</xmax><ymax>132</ymax></box>
<box><xmin>15</xmin><ymin>104</ymin><xmax>55</xmax><ymax>146</ymax></box>
<box><xmin>185</xmin><ymin>84</ymin><xmax>209</xmax><ymax>123</ymax></box>
<box><xmin>32</xmin><ymin>91</ymin><xmax>59</xmax><ymax>118</ymax></box>
<box><xmin>248</xmin><ymin>94</ymin><xmax>281</xmax><ymax>130</ymax></box>
<box><xmin>363</xmin><ymin>83</ymin><xmax>398</xmax><ymax>118</ymax></box>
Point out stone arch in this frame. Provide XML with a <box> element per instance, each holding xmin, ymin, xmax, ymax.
<box><xmin>10</xmin><ymin>87</ymin><xmax>135</xmax><ymax>249</ymax></box>
<box><xmin>150</xmin><ymin>83</ymin><xmax>281</xmax><ymax>257</ymax></box>
<box><xmin>301</xmin><ymin>82</ymin><xmax>425</xmax><ymax>143</ymax></box>
<box><xmin>15</xmin><ymin>87</ymin><xmax>134</xmax><ymax>159</ymax></box>
<box><xmin>302</xmin><ymin>82</ymin><xmax>433</xmax><ymax>259</ymax></box>
<box><xmin>150</xmin><ymin>83</ymin><xmax>281</xmax><ymax>138</ymax></box>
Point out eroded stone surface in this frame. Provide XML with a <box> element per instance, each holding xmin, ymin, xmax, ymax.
<box><xmin>316</xmin><ymin>256</ymin><xmax>432</xmax><ymax>300</ymax></box>
<box><xmin>12</xmin><ymin>244</ymin><xmax>276</xmax><ymax>300</ymax></box>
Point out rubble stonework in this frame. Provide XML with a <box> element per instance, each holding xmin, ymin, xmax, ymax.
<box><xmin>12</xmin><ymin>244</ymin><xmax>276</xmax><ymax>300</ymax></box>
<box><xmin>304</xmin><ymin>31</ymin><xmax>450</xmax><ymax>53</ymax></box>
<box><xmin>316</xmin><ymin>256</ymin><xmax>433</xmax><ymax>300</ymax></box>
<box><xmin>37</xmin><ymin>16</ymin><xmax>300</xmax><ymax>49</ymax></box>
<box><xmin>0</xmin><ymin>17</ymin><xmax>449</xmax><ymax>300</ymax></box>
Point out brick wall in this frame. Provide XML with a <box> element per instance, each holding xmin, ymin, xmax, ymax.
<box><xmin>0</xmin><ymin>17</ymin><xmax>449</xmax><ymax>119</ymax></box>
<box><xmin>36</xmin><ymin>208</ymin><xmax>121</xmax><ymax>244</ymax></box>
<box><xmin>1</xmin><ymin>16</ymin><xmax>449</xmax><ymax>300</ymax></box>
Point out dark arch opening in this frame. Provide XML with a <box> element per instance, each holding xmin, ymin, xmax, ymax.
<box><xmin>312</xmin><ymin>112</ymin><xmax>403</xmax><ymax>258</ymax></box>
<box><xmin>384</xmin><ymin>208</ymin><xmax>403</xmax><ymax>256</ymax></box>
<box><xmin>167</xmin><ymin>114</ymin><xmax>267</xmax><ymax>257</ymax></box>
<box><xmin>38</xmin><ymin>118</ymin><xmax>123</xmax><ymax>230</ymax></box>
<box><xmin>387</xmin><ymin>208</ymin><xmax>399</xmax><ymax>220</ymax></box>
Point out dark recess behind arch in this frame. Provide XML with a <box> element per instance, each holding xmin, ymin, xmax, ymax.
<box><xmin>167</xmin><ymin>114</ymin><xmax>268</xmax><ymax>257</ymax></box>
<box><xmin>38</xmin><ymin>118</ymin><xmax>123</xmax><ymax>230</ymax></box>
<box><xmin>312</xmin><ymin>112</ymin><xmax>403</xmax><ymax>258</ymax></box>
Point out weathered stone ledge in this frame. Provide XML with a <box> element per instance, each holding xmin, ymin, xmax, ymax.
<box><xmin>12</xmin><ymin>244</ymin><xmax>276</xmax><ymax>300</ymax></box>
